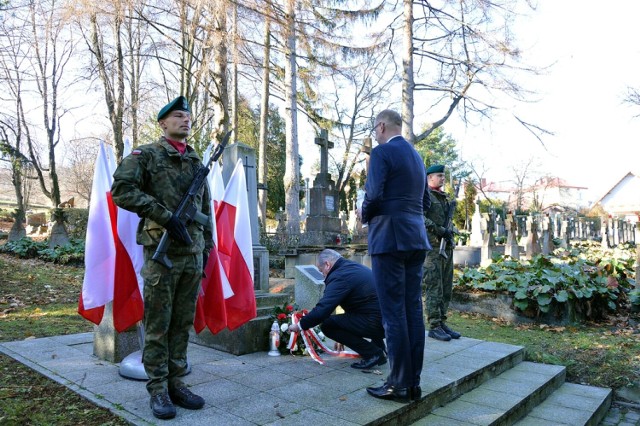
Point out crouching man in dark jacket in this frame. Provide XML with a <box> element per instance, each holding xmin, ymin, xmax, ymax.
<box><xmin>288</xmin><ymin>249</ymin><xmax>386</xmax><ymax>369</ymax></box>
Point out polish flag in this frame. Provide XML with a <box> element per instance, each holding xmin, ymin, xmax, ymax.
<box><xmin>111</xmin><ymin>140</ymin><xmax>144</xmax><ymax>332</ymax></box>
<box><xmin>79</xmin><ymin>142</ymin><xmax>144</xmax><ymax>332</ymax></box>
<box><xmin>216</xmin><ymin>159</ymin><xmax>256</xmax><ymax>330</ymax></box>
<box><xmin>194</xmin><ymin>160</ymin><xmax>233</xmax><ymax>334</ymax></box>
<box><xmin>78</xmin><ymin>143</ymin><xmax>116</xmax><ymax>325</ymax></box>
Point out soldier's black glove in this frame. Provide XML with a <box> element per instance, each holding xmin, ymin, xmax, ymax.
<box><xmin>202</xmin><ymin>249</ymin><xmax>209</xmax><ymax>272</ymax></box>
<box><xmin>164</xmin><ymin>215</ymin><xmax>192</xmax><ymax>245</ymax></box>
<box><xmin>442</xmin><ymin>228</ymin><xmax>454</xmax><ymax>241</ymax></box>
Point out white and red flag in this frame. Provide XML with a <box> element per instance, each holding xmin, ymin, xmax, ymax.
<box><xmin>79</xmin><ymin>142</ymin><xmax>144</xmax><ymax>332</ymax></box>
<box><xmin>111</xmin><ymin>140</ymin><xmax>144</xmax><ymax>331</ymax></box>
<box><xmin>79</xmin><ymin>142</ymin><xmax>115</xmax><ymax>325</ymax></box>
<box><xmin>194</xmin><ymin>160</ymin><xmax>233</xmax><ymax>334</ymax></box>
<box><xmin>216</xmin><ymin>159</ymin><xmax>256</xmax><ymax>330</ymax></box>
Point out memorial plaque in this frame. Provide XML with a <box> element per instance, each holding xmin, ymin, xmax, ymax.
<box><xmin>325</xmin><ymin>195</ymin><xmax>335</xmax><ymax>212</ymax></box>
<box><xmin>302</xmin><ymin>265</ymin><xmax>324</xmax><ymax>281</ymax></box>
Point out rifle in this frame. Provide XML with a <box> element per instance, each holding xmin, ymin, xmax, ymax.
<box><xmin>152</xmin><ymin>130</ymin><xmax>232</xmax><ymax>269</ymax></box>
<box><xmin>438</xmin><ymin>183</ymin><xmax>461</xmax><ymax>259</ymax></box>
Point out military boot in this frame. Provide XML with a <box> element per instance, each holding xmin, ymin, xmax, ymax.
<box><xmin>428</xmin><ymin>326</ymin><xmax>451</xmax><ymax>341</ymax></box>
<box><xmin>150</xmin><ymin>392</ymin><xmax>176</xmax><ymax>420</ymax></box>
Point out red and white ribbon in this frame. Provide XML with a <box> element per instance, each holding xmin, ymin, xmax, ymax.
<box><xmin>289</xmin><ymin>311</ymin><xmax>360</xmax><ymax>365</ymax></box>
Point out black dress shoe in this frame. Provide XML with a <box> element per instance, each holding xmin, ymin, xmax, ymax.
<box><xmin>169</xmin><ymin>386</ymin><xmax>205</xmax><ymax>410</ymax></box>
<box><xmin>411</xmin><ymin>386</ymin><xmax>422</xmax><ymax>401</ymax></box>
<box><xmin>351</xmin><ymin>353</ymin><xmax>387</xmax><ymax>369</ymax></box>
<box><xmin>366</xmin><ymin>383</ymin><xmax>410</xmax><ymax>403</ymax></box>
<box><xmin>428</xmin><ymin>326</ymin><xmax>452</xmax><ymax>341</ymax></box>
<box><xmin>441</xmin><ymin>323</ymin><xmax>461</xmax><ymax>339</ymax></box>
<box><xmin>150</xmin><ymin>392</ymin><xmax>176</xmax><ymax>419</ymax></box>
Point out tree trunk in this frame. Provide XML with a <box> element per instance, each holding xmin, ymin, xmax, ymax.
<box><xmin>9</xmin><ymin>169</ymin><xmax>26</xmax><ymax>241</ymax></box>
<box><xmin>283</xmin><ymin>0</ymin><xmax>300</xmax><ymax>235</ymax></box>
<box><xmin>258</xmin><ymin>12</ymin><xmax>271</xmax><ymax>230</ymax></box>
<box><xmin>211</xmin><ymin>0</ymin><xmax>229</xmax><ymax>141</ymax></box>
<box><xmin>89</xmin><ymin>10</ymin><xmax>125</xmax><ymax>161</ymax></box>
<box><xmin>230</xmin><ymin>2</ymin><xmax>239</xmax><ymax>143</ymax></box>
<box><xmin>402</xmin><ymin>0</ymin><xmax>415</xmax><ymax>144</ymax></box>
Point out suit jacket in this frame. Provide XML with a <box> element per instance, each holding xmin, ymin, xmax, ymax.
<box><xmin>299</xmin><ymin>257</ymin><xmax>381</xmax><ymax>330</ymax></box>
<box><xmin>362</xmin><ymin>136</ymin><xmax>431</xmax><ymax>255</ymax></box>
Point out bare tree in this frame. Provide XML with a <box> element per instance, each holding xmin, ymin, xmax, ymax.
<box><xmin>0</xmin><ymin>0</ymin><xmax>78</xmax><ymax>246</ymax></box>
<box><xmin>624</xmin><ymin>87</ymin><xmax>640</xmax><ymax>117</ymax></box>
<box><xmin>511</xmin><ymin>158</ymin><xmax>539</xmax><ymax>213</ymax></box>
<box><xmin>65</xmin><ymin>138</ymin><xmax>100</xmax><ymax>204</ymax></box>
<box><xmin>326</xmin><ymin>44</ymin><xmax>396</xmax><ymax>199</ymax></box>
<box><xmin>398</xmin><ymin>1</ymin><xmax>549</xmax><ymax>144</ymax></box>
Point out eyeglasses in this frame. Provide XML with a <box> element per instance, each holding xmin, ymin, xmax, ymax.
<box><xmin>372</xmin><ymin>122</ymin><xmax>383</xmax><ymax>134</ymax></box>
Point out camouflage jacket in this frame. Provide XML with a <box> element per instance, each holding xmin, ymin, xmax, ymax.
<box><xmin>111</xmin><ymin>137</ymin><xmax>213</xmax><ymax>254</ymax></box>
<box><xmin>424</xmin><ymin>188</ymin><xmax>450</xmax><ymax>248</ymax></box>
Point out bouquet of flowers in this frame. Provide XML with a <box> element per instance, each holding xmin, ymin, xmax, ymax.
<box><xmin>270</xmin><ymin>302</ymin><xmax>324</xmax><ymax>355</ymax></box>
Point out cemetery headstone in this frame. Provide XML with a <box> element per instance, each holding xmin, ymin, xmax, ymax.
<box><xmin>305</xmin><ymin>130</ymin><xmax>341</xmax><ymax>244</ymax></box>
<box><xmin>524</xmin><ymin>215</ymin><xmax>541</xmax><ymax>258</ymax></box>
<box><xmin>480</xmin><ymin>212</ymin><xmax>495</xmax><ymax>266</ymax></box>
<box><xmin>470</xmin><ymin>198</ymin><xmax>483</xmax><ymax>247</ymax></box>
<box><xmin>294</xmin><ymin>265</ymin><xmax>326</xmax><ymax>311</ymax></box>
<box><xmin>504</xmin><ymin>213</ymin><xmax>520</xmax><ymax>259</ymax></box>
<box><xmin>541</xmin><ymin>214</ymin><xmax>554</xmax><ymax>255</ymax></box>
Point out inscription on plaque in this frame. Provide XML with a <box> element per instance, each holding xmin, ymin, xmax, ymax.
<box><xmin>325</xmin><ymin>195</ymin><xmax>334</xmax><ymax>212</ymax></box>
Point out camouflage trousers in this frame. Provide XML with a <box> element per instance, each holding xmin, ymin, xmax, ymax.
<box><xmin>421</xmin><ymin>246</ymin><xmax>454</xmax><ymax>329</ymax></box>
<box><xmin>141</xmin><ymin>248</ymin><xmax>202</xmax><ymax>396</ymax></box>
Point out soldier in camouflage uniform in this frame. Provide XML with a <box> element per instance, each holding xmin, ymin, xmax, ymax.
<box><xmin>111</xmin><ymin>96</ymin><xmax>213</xmax><ymax>420</ymax></box>
<box><xmin>422</xmin><ymin>165</ymin><xmax>461</xmax><ymax>342</ymax></box>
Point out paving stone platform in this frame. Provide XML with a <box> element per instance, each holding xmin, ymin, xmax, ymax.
<box><xmin>0</xmin><ymin>333</ymin><xmax>615</xmax><ymax>425</ymax></box>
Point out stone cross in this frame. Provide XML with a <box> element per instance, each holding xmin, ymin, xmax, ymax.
<box><xmin>541</xmin><ymin>214</ymin><xmax>554</xmax><ymax>255</ymax></box>
<box><xmin>504</xmin><ymin>213</ymin><xmax>520</xmax><ymax>259</ymax></box>
<box><xmin>525</xmin><ymin>215</ymin><xmax>541</xmax><ymax>258</ymax></box>
<box><xmin>315</xmin><ymin>129</ymin><xmax>333</xmax><ymax>176</ymax></box>
<box><xmin>480</xmin><ymin>212</ymin><xmax>495</xmax><ymax>266</ymax></box>
<box><xmin>560</xmin><ymin>217</ymin><xmax>569</xmax><ymax>248</ymax></box>
<box><xmin>470</xmin><ymin>198</ymin><xmax>483</xmax><ymax>247</ymax></box>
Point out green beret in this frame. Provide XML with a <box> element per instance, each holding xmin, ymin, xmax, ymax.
<box><xmin>426</xmin><ymin>164</ymin><xmax>445</xmax><ymax>175</ymax></box>
<box><xmin>157</xmin><ymin>96</ymin><xmax>190</xmax><ymax>121</ymax></box>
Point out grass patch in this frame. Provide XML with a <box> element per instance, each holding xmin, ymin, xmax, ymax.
<box><xmin>448</xmin><ymin>310</ymin><xmax>640</xmax><ymax>391</ymax></box>
<box><xmin>0</xmin><ymin>254</ymin><xmax>127</xmax><ymax>425</ymax></box>
<box><xmin>0</xmin><ymin>354</ymin><xmax>128</xmax><ymax>426</ymax></box>
<box><xmin>0</xmin><ymin>250</ymin><xmax>639</xmax><ymax>423</ymax></box>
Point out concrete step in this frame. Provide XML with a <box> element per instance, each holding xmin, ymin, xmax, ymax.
<box><xmin>411</xmin><ymin>361</ymin><xmax>565</xmax><ymax>425</ymax></box>
<box><xmin>382</xmin><ymin>338</ymin><xmax>526</xmax><ymax>425</ymax></box>
<box><xmin>515</xmin><ymin>382</ymin><xmax>612</xmax><ymax>426</ymax></box>
<box><xmin>408</xmin><ymin>360</ymin><xmax>612</xmax><ymax>426</ymax></box>
<box><xmin>255</xmin><ymin>291</ymin><xmax>291</xmax><ymax>308</ymax></box>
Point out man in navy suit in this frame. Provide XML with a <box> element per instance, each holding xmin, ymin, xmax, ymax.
<box><xmin>361</xmin><ymin>109</ymin><xmax>431</xmax><ymax>403</ymax></box>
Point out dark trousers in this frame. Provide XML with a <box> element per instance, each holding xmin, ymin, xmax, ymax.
<box><xmin>372</xmin><ymin>249</ymin><xmax>426</xmax><ymax>388</ymax></box>
<box><xmin>320</xmin><ymin>313</ymin><xmax>386</xmax><ymax>359</ymax></box>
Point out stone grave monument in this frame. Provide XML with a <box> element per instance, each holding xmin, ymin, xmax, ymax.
<box><xmin>190</xmin><ymin>142</ymin><xmax>289</xmax><ymax>355</ymax></box>
<box><xmin>541</xmin><ymin>214</ymin><xmax>554</xmax><ymax>255</ymax></box>
<box><xmin>524</xmin><ymin>215</ymin><xmax>541</xmax><ymax>258</ymax></box>
<box><xmin>469</xmin><ymin>198</ymin><xmax>483</xmax><ymax>247</ymax></box>
<box><xmin>305</xmin><ymin>129</ymin><xmax>341</xmax><ymax>245</ymax></box>
<box><xmin>480</xmin><ymin>212</ymin><xmax>495</xmax><ymax>266</ymax></box>
<box><xmin>504</xmin><ymin>213</ymin><xmax>520</xmax><ymax>259</ymax></box>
